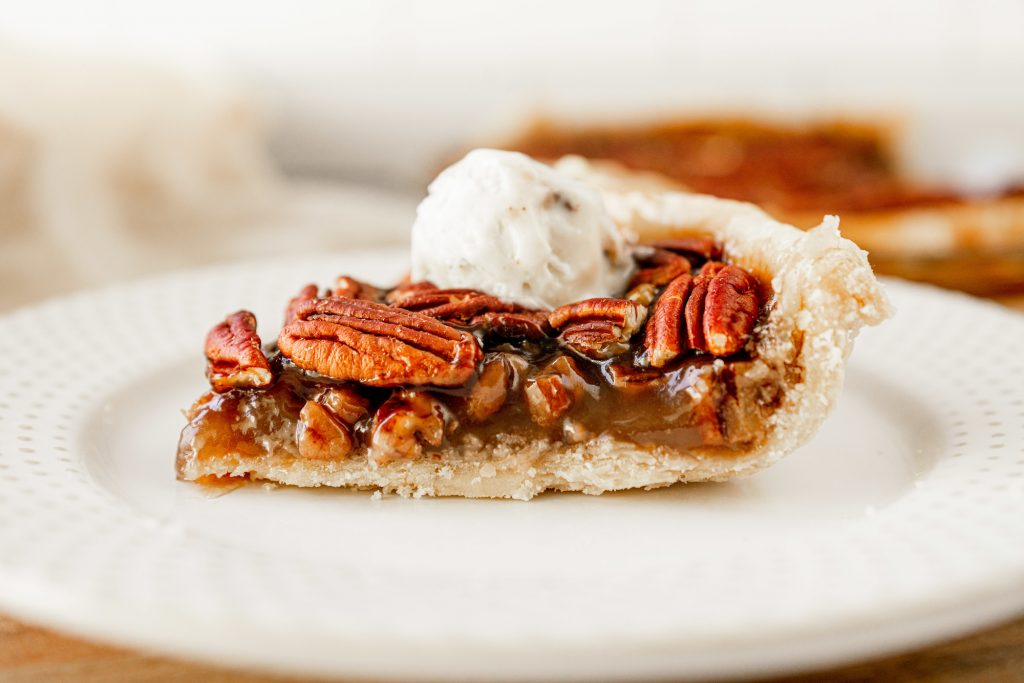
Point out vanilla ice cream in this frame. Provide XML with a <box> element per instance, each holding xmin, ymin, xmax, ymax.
<box><xmin>410</xmin><ymin>149</ymin><xmax>633</xmax><ymax>309</ymax></box>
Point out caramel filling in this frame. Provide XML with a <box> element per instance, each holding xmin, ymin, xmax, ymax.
<box><xmin>177</xmin><ymin>243</ymin><xmax>777</xmax><ymax>476</ymax></box>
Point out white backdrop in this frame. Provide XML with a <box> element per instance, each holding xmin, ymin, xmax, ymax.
<box><xmin>5</xmin><ymin>0</ymin><xmax>1024</xmax><ymax>190</ymax></box>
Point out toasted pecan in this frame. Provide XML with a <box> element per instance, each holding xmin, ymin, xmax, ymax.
<box><xmin>370</xmin><ymin>390</ymin><xmax>448</xmax><ymax>463</ymax></box>
<box><xmin>333</xmin><ymin>275</ymin><xmax>383</xmax><ymax>302</ymax></box>
<box><xmin>649</xmin><ymin>235</ymin><xmax>722</xmax><ymax>261</ymax></box>
<box><xmin>602</xmin><ymin>363</ymin><xmax>665</xmax><ymax>395</ymax></box>
<box><xmin>394</xmin><ymin>288</ymin><xmax>519</xmax><ymax>322</ymax></box>
<box><xmin>384</xmin><ymin>279</ymin><xmax>438</xmax><ymax>304</ymax></box>
<box><xmin>297</xmin><ymin>401</ymin><xmax>354</xmax><ymax>460</ymax></box>
<box><xmin>278</xmin><ymin>298</ymin><xmax>482</xmax><ymax>387</ymax></box>
<box><xmin>549</xmin><ymin>298</ymin><xmax>647</xmax><ymax>360</ymax></box>
<box><xmin>285</xmin><ymin>284</ymin><xmax>320</xmax><ymax>324</ymax></box>
<box><xmin>316</xmin><ymin>385</ymin><xmax>370</xmax><ymax>425</ymax></box>
<box><xmin>703</xmin><ymin>265</ymin><xmax>760</xmax><ymax>356</ymax></box>
<box><xmin>644</xmin><ymin>273</ymin><xmax>694</xmax><ymax>367</ymax></box>
<box><xmin>629</xmin><ymin>248</ymin><xmax>691</xmax><ymax>289</ymax></box>
<box><xmin>205</xmin><ymin>310</ymin><xmax>273</xmax><ymax>393</ymax></box>
<box><xmin>457</xmin><ymin>355</ymin><xmax>516</xmax><ymax>423</ymax></box>
<box><xmin>524</xmin><ymin>355</ymin><xmax>590</xmax><ymax>428</ymax></box>
<box><xmin>685</xmin><ymin>263</ymin><xmax>760</xmax><ymax>356</ymax></box>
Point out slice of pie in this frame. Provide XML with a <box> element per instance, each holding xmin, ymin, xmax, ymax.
<box><xmin>176</xmin><ymin>151</ymin><xmax>890</xmax><ymax>500</ymax></box>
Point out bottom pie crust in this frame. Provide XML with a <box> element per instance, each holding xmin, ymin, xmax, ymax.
<box><xmin>178</xmin><ymin>430</ymin><xmax>780</xmax><ymax>501</ymax></box>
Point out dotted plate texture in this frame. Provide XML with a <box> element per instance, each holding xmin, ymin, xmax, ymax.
<box><xmin>0</xmin><ymin>249</ymin><xmax>1022</xmax><ymax>682</ymax></box>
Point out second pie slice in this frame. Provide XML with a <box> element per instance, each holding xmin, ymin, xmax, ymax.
<box><xmin>177</xmin><ymin>150</ymin><xmax>890</xmax><ymax>499</ymax></box>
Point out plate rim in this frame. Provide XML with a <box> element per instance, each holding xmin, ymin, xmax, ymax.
<box><xmin>0</xmin><ymin>255</ymin><xmax>1022</xmax><ymax>680</ymax></box>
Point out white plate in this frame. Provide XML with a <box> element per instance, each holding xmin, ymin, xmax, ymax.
<box><xmin>0</xmin><ymin>251</ymin><xmax>1022</xmax><ymax>681</ymax></box>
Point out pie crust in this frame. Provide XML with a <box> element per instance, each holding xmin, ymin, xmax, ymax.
<box><xmin>176</xmin><ymin>158</ymin><xmax>891</xmax><ymax>499</ymax></box>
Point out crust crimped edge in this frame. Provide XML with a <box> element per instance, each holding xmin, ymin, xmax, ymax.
<box><xmin>556</xmin><ymin>154</ymin><xmax>1024</xmax><ymax>260</ymax></box>
<box><xmin>179</xmin><ymin>157</ymin><xmax>892</xmax><ymax>500</ymax></box>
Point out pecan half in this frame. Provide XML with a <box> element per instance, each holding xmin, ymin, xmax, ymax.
<box><xmin>602</xmin><ymin>363</ymin><xmax>665</xmax><ymax>395</ymax></box>
<box><xmin>285</xmin><ymin>284</ymin><xmax>320</xmax><ymax>324</ymax></box>
<box><xmin>649</xmin><ymin>235</ymin><xmax>722</xmax><ymax>261</ymax></box>
<box><xmin>698</xmin><ymin>261</ymin><xmax>727</xmax><ymax>278</ymax></box>
<box><xmin>685</xmin><ymin>264</ymin><xmax>760</xmax><ymax>356</ymax></box>
<box><xmin>644</xmin><ymin>273</ymin><xmax>694</xmax><ymax>368</ymax></box>
<box><xmin>549</xmin><ymin>298</ymin><xmax>647</xmax><ymax>360</ymax></box>
<box><xmin>334</xmin><ymin>275</ymin><xmax>383</xmax><ymax>302</ymax></box>
<box><xmin>456</xmin><ymin>354</ymin><xmax>516</xmax><ymax>423</ymax></box>
<box><xmin>524</xmin><ymin>355</ymin><xmax>590</xmax><ymax>428</ymax></box>
<box><xmin>316</xmin><ymin>385</ymin><xmax>370</xmax><ymax>425</ymax></box>
<box><xmin>205</xmin><ymin>310</ymin><xmax>273</xmax><ymax>393</ymax></box>
<box><xmin>279</xmin><ymin>298</ymin><xmax>482</xmax><ymax>387</ymax></box>
<box><xmin>470</xmin><ymin>311</ymin><xmax>552</xmax><ymax>345</ymax></box>
<box><xmin>703</xmin><ymin>265</ymin><xmax>760</xmax><ymax>356</ymax></box>
<box><xmin>370</xmin><ymin>390</ymin><xmax>448</xmax><ymax>463</ymax></box>
<box><xmin>549</xmin><ymin>298</ymin><xmax>646</xmax><ymax>332</ymax></box>
<box><xmin>385</xmin><ymin>279</ymin><xmax>437</xmax><ymax>305</ymax></box>
<box><xmin>558</xmin><ymin>321</ymin><xmax>631</xmax><ymax>359</ymax></box>
<box><xmin>394</xmin><ymin>288</ymin><xmax>518</xmax><ymax>322</ymax></box>
<box><xmin>629</xmin><ymin>248</ymin><xmax>691</xmax><ymax>288</ymax></box>
<box><xmin>297</xmin><ymin>400</ymin><xmax>354</xmax><ymax>460</ymax></box>
<box><xmin>684</xmin><ymin>276</ymin><xmax>711</xmax><ymax>351</ymax></box>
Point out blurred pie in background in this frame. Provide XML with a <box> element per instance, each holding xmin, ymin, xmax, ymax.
<box><xmin>506</xmin><ymin>118</ymin><xmax>1024</xmax><ymax>295</ymax></box>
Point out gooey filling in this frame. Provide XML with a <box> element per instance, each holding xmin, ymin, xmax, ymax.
<box><xmin>177</xmin><ymin>238</ymin><xmax>777</xmax><ymax>476</ymax></box>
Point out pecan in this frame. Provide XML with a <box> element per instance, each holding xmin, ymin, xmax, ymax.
<box><xmin>205</xmin><ymin>310</ymin><xmax>273</xmax><ymax>393</ymax></box>
<box><xmin>278</xmin><ymin>298</ymin><xmax>482</xmax><ymax>387</ymax></box>
<box><xmin>456</xmin><ymin>355</ymin><xmax>516</xmax><ymax>423</ymax></box>
<box><xmin>559</xmin><ymin>321</ymin><xmax>632</xmax><ymax>359</ymax></box>
<box><xmin>285</xmin><ymin>284</ymin><xmax>320</xmax><ymax>324</ymax></box>
<box><xmin>703</xmin><ymin>265</ymin><xmax>760</xmax><ymax>356</ymax></box>
<box><xmin>549</xmin><ymin>298</ymin><xmax>647</xmax><ymax>360</ymax></box>
<box><xmin>334</xmin><ymin>275</ymin><xmax>383</xmax><ymax>302</ymax></box>
<box><xmin>370</xmin><ymin>390</ymin><xmax>448</xmax><ymax>463</ymax></box>
<box><xmin>316</xmin><ymin>385</ymin><xmax>370</xmax><ymax>425</ymax></box>
<box><xmin>643</xmin><ymin>273</ymin><xmax>694</xmax><ymax>368</ymax></box>
<box><xmin>649</xmin><ymin>235</ymin><xmax>722</xmax><ymax>261</ymax></box>
<box><xmin>394</xmin><ymin>288</ymin><xmax>518</xmax><ymax>322</ymax></box>
<box><xmin>685</xmin><ymin>264</ymin><xmax>760</xmax><ymax>356</ymax></box>
<box><xmin>698</xmin><ymin>261</ymin><xmax>727</xmax><ymax>278</ymax></box>
<box><xmin>297</xmin><ymin>400</ymin><xmax>354</xmax><ymax>460</ymax></box>
<box><xmin>470</xmin><ymin>311</ymin><xmax>552</xmax><ymax>345</ymax></box>
<box><xmin>549</xmin><ymin>298</ymin><xmax>645</xmax><ymax>332</ymax></box>
<box><xmin>385</xmin><ymin>279</ymin><xmax>437</xmax><ymax>305</ymax></box>
<box><xmin>684</xmin><ymin>276</ymin><xmax>711</xmax><ymax>351</ymax></box>
<box><xmin>602</xmin><ymin>363</ymin><xmax>665</xmax><ymax>395</ymax></box>
<box><xmin>629</xmin><ymin>248</ymin><xmax>691</xmax><ymax>288</ymax></box>
<box><xmin>524</xmin><ymin>355</ymin><xmax>590</xmax><ymax>428</ymax></box>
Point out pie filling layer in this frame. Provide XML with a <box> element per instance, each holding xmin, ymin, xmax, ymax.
<box><xmin>176</xmin><ymin>239</ymin><xmax>779</xmax><ymax>479</ymax></box>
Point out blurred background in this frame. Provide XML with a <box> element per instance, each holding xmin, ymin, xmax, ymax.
<box><xmin>3</xmin><ymin>2</ymin><xmax>1024</xmax><ymax>679</ymax></box>
<box><xmin>3</xmin><ymin>0</ymin><xmax>1024</xmax><ymax>311</ymax></box>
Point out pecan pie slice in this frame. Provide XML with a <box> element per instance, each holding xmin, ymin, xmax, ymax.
<box><xmin>177</xmin><ymin>156</ymin><xmax>890</xmax><ymax>500</ymax></box>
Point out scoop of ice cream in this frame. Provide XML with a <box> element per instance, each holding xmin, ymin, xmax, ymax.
<box><xmin>410</xmin><ymin>149</ymin><xmax>633</xmax><ymax>310</ymax></box>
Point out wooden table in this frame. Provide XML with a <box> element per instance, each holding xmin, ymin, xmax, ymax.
<box><xmin>2</xmin><ymin>296</ymin><xmax>1023</xmax><ymax>682</ymax></box>
<box><xmin>2</xmin><ymin>614</ymin><xmax>1022</xmax><ymax>682</ymax></box>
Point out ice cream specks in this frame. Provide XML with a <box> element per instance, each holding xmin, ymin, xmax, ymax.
<box><xmin>410</xmin><ymin>149</ymin><xmax>633</xmax><ymax>309</ymax></box>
